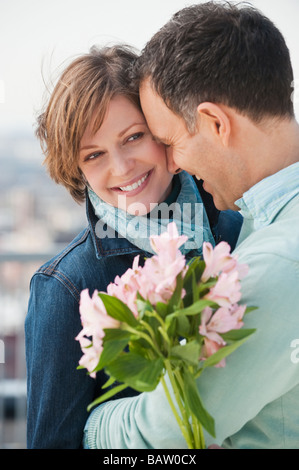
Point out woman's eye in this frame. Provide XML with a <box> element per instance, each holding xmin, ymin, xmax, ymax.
<box><xmin>84</xmin><ymin>151</ymin><xmax>103</xmax><ymax>162</ymax></box>
<box><xmin>127</xmin><ymin>132</ymin><xmax>144</xmax><ymax>142</ymax></box>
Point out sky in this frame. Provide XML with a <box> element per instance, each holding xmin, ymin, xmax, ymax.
<box><xmin>0</xmin><ymin>0</ymin><xmax>299</xmax><ymax>135</ymax></box>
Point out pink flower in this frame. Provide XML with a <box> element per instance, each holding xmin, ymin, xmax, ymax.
<box><xmin>138</xmin><ymin>257</ymin><xmax>183</xmax><ymax>304</ymax></box>
<box><xmin>150</xmin><ymin>222</ymin><xmax>188</xmax><ymax>260</ymax></box>
<box><xmin>204</xmin><ymin>270</ymin><xmax>242</xmax><ymax>308</ymax></box>
<box><xmin>201</xmin><ymin>241</ymin><xmax>248</xmax><ymax>282</ymax></box>
<box><xmin>199</xmin><ymin>304</ymin><xmax>246</xmax><ymax>367</ymax></box>
<box><xmin>200</xmin><ymin>305</ymin><xmax>245</xmax><ymax>340</ymax></box>
<box><xmin>201</xmin><ymin>242</ymin><xmax>235</xmax><ymax>281</ymax></box>
<box><xmin>77</xmin><ymin>289</ymin><xmax>120</xmax><ymax>337</ymax></box>
<box><xmin>138</xmin><ymin>222</ymin><xmax>188</xmax><ymax>304</ymax></box>
<box><xmin>75</xmin><ymin>289</ymin><xmax>120</xmax><ymax>377</ymax></box>
<box><xmin>107</xmin><ymin>255</ymin><xmax>142</xmax><ymax>317</ymax></box>
<box><xmin>77</xmin><ymin>337</ymin><xmax>102</xmax><ymax>378</ymax></box>
<box><xmin>202</xmin><ymin>338</ymin><xmax>226</xmax><ymax>368</ymax></box>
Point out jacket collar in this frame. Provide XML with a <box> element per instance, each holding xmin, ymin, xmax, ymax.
<box><xmin>86</xmin><ymin>195</ymin><xmax>146</xmax><ymax>259</ymax></box>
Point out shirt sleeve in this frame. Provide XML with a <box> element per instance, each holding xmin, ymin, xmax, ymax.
<box><xmin>85</xmin><ymin>251</ymin><xmax>299</xmax><ymax>449</ymax></box>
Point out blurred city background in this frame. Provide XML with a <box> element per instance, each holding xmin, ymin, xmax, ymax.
<box><xmin>0</xmin><ymin>0</ymin><xmax>298</xmax><ymax>449</ymax></box>
<box><xmin>0</xmin><ymin>131</ymin><xmax>85</xmax><ymax>448</ymax></box>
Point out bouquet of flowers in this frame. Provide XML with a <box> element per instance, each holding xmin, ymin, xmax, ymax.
<box><xmin>76</xmin><ymin>222</ymin><xmax>255</xmax><ymax>449</ymax></box>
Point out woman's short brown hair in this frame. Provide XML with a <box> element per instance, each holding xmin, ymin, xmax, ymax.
<box><xmin>36</xmin><ymin>44</ymin><xmax>140</xmax><ymax>203</ymax></box>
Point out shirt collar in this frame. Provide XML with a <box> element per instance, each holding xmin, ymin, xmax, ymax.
<box><xmin>235</xmin><ymin>162</ymin><xmax>299</xmax><ymax>230</ymax></box>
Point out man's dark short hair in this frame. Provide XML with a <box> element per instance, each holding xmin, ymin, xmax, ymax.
<box><xmin>135</xmin><ymin>1</ymin><xmax>294</xmax><ymax>130</ymax></box>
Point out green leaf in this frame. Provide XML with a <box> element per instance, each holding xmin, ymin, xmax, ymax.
<box><xmin>136</xmin><ymin>297</ymin><xmax>153</xmax><ymax>319</ymax></box>
<box><xmin>166</xmin><ymin>299</ymin><xmax>217</xmax><ymax>327</ymax></box>
<box><xmin>183</xmin><ymin>258</ymin><xmax>211</xmax><ymax>307</ymax></box>
<box><xmin>176</xmin><ymin>315</ymin><xmax>190</xmax><ymax>337</ymax></box>
<box><xmin>165</xmin><ymin>315</ymin><xmax>177</xmax><ymax>337</ymax></box>
<box><xmin>170</xmin><ymin>340</ymin><xmax>201</xmax><ymax>367</ymax></box>
<box><xmin>106</xmin><ymin>353</ymin><xmax>164</xmax><ymax>392</ymax></box>
<box><xmin>184</xmin><ymin>257</ymin><xmax>205</xmax><ymax>284</ymax></box>
<box><xmin>155</xmin><ymin>302</ymin><xmax>168</xmax><ymax>319</ymax></box>
<box><xmin>221</xmin><ymin>328</ymin><xmax>256</xmax><ymax>342</ymax></box>
<box><xmin>98</xmin><ymin>293</ymin><xmax>139</xmax><ymax>327</ymax></box>
<box><xmin>168</xmin><ymin>272</ymin><xmax>184</xmax><ymax>311</ymax></box>
<box><xmin>103</xmin><ymin>328</ymin><xmax>134</xmax><ymax>342</ymax></box>
<box><xmin>244</xmin><ymin>306</ymin><xmax>258</xmax><ymax>315</ymax></box>
<box><xmin>102</xmin><ymin>375</ymin><xmax>116</xmax><ymax>389</ymax></box>
<box><xmin>165</xmin><ymin>299</ymin><xmax>216</xmax><ymax>337</ymax></box>
<box><xmin>198</xmin><ymin>279</ymin><xmax>218</xmax><ymax>291</ymax></box>
<box><xmin>129</xmin><ymin>340</ymin><xmax>152</xmax><ymax>357</ymax></box>
<box><xmin>201</xmin><ymin>330</ymin><xmax>256</xmax><ymax>369</ymax></box>
<box><xmin>94</xmin><ymin>328</ymin><xmax>133</xmax><ymax>370</ymax></box>
<box><xmin>87</xmin><ymin>382</ymin><xmax>129</xmax><ymax>411</ymax></box>
<box><xmin>192</xmin><ymin>270</ymin><xmax>199</xmax><ymax>303</ymax></box>
<box><xmin>183</xmin><ymin>367</ymin><xmax>215</xmax><ymax>437</ymax></box>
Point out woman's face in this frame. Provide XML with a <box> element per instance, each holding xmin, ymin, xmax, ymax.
<box><xmin>79</xmin><ymin>95</ymin><xmax>173</xmax><ymax>215</ymax></box>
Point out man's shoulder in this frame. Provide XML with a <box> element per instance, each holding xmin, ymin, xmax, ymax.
<box><xmin>236</xmin><ymin>194</ymin><xmax>299</xmax><ymax>262</ymax></box>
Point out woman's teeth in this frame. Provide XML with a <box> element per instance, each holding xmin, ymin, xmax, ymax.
<box><xmin>119</xmin><ymin>172</ymin><xmax>149</xmax><ymax>192</ymax></box>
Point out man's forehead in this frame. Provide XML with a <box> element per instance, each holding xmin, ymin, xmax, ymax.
<box><xmin>140</xmin><ymin>81</ymin><xmax>191</xmax><ymax>144</ymax></box>
<box><xmin>139</xmin><ymin>77</ymin><xmax>157</xmax><ymax>97</ymax></box>
<box><xmin>140</xmin><ymin>81</ymin><xmax>165</xmax><ymax>129</ymax></box>
<box><xmin>140</xmin><ymin>80</ymin><xmax>177</xmax><ymax>129</ymax></box>
<box><xmin>140</xmin><ymin>80</ymin><xmax>164</xmax><ymax>112</ymax></box>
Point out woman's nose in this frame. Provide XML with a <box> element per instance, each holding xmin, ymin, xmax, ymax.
<box><xmin>110</xmin><ymin>150</ymin><xmax>135</xmax><ymax>176</ymax></box>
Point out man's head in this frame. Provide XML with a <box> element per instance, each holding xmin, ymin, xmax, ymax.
<box><xmin>136</xmin><ymin>1</ymin><xmax>296</xmax><ymax>210</ymax></box>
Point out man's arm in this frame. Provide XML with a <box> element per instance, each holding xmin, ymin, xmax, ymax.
<box><xmin>84</xmin><ymin>251</ymin><xmax>299</xmax><ymax>448</ymax></box>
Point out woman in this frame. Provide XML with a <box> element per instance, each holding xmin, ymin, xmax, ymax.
<box><xmin>25</xmin><ymin>45</ymin><xmax>242</xmax><ymax>449</ymax></box>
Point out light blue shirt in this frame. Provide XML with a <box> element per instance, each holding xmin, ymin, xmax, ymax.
<box><xmin>85</xmin><ymin>163</ymin><xmax>299</xmax><ymax>449</ymax></box>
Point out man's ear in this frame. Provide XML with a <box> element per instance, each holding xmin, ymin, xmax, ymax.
<box><xmin>197</xmin><ymin>102</ymin><xmax>231</xmax><ymax>147</ymax></box>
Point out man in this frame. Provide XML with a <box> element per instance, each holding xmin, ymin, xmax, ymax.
<box><xmin>84</xmin><ymin>2</ymin><xmax>299</xmax><ymax>448</ymax></box>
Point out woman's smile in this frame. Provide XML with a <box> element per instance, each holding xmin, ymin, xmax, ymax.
<box><xmin>110</xmin><ymin>169</ymin><xmax>153</xmax><ymax>197</ymax></box>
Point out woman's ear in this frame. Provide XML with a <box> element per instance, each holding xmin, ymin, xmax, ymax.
<box><xmin>196</xmin><ymin>102</ymin><xmax>231</xmax><ymax>147</ymax></box>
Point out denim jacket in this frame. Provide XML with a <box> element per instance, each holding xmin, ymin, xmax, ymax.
<box><xmin>25</xmin><ymin>187</ymin><xmax>242</xmax><ymax>449</ymax></box>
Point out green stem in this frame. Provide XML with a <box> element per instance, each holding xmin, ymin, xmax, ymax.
<box><xmin>190</xmin><ymin>412</ymin><xmax>205</xmax><ymax>449</ymax></box>
<box><xmin>139</xmin><ymin>320</ymin><xmax>161</xmax><ymax>348</ymax></box>
<box><xmin>144</xmin><ymin>312</ymin><xmax>171</xmax><ymax>352</ymax></box>
<box><xmin>174</xmin><ymin>368</ymin><xmax>205</xmax><ymax>449</ymax></box>
<box><xmin>124</xmin><ymin>325</ymin><xmax>162</xmax><ymax>357</ymax></box>
<box><xmin>160</xmin><ymin>375</ymin><xmax>193</xmax><ymax>449</ymax></box>
<box><xmin>158</xmin><ymin>326</ymin><xmax>171</xmax><ymax>348</ymax></box>
<box><xmin>164</xmin><ymin>360</ymin><xmax>195</xmax><ymax>448</ymax></box>
<box><xmin>151</xmin><ymin>310</ymin><xmax>165</xmax><ymax>328</ymax></box>
<box><xmin>198</xmin><ymin>420</ymin><xmax>205</xmax><ymax>448</ymax></box>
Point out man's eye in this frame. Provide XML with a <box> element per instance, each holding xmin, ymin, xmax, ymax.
<box><xmin>127</xmin><ymin>132</ymin><xmax>144</xmax><ymax>142</ymax></box>
<box><xmin>153</xmin><ymin>136</ymin><xmax>170</xmax><ymax>147</ymax></box>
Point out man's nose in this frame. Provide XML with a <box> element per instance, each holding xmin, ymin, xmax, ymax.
<box><xmin>166</xmin><ymin>147</ymin><xmax>181</xmax><ymax>175</ymax></box>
